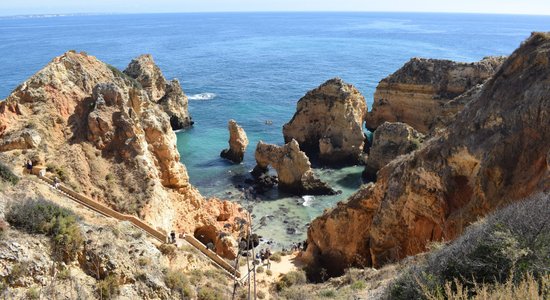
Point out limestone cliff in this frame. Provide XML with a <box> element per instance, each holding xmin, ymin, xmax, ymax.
<box><xmin>252</xmin><ymin>140</ymin><xmax>336</xmax><ymax>195</ymax></box>
<box><xmin>0</xmin><ymin>51</ymin><xmax>245</xmax><ymax>258</ymax></box>
<box><xmin>364</xmin><ymin>122</ymin><xmax>424</xmax><ymax>181</ymax></box>
<box><xmin>366</xmin><ymin>56</ymin><xmax>505</xmax><ymax>133</ymax></box>
<box><xmin>124</xmin><ymin>54</ymin><xmax>193</xmax><ymax>130</ymax></box>
<box><xmin>283</xmin><ymin>78</ymin><xmax>367</xmax><ymax>165</ymax></box>
<box><xmin>305</xmin><ymin>33</ymin><xmax>550</xmax><ymax>276</ymax></box>
<box><xmin>220</xmin><ymin>119</ymin><xmax>249</xmax><ymax>163</ymax></box>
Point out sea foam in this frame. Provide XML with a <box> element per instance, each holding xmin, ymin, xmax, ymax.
<box><xmin>188</xmin><ymin>92</ymin><xmax>216</xmax><ymax>100</ymax></box>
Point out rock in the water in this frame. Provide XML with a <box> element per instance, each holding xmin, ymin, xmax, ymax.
<box><xmin>124</xmin><ymin>54</ymin><xmax>193</xmax><ymax>130</ymax></box>
<box><xmin>220</xmin><ymin>119</ymin><xmax>249</xmax><ymax>163</ymax></box>
<box><xmin>304</xmin><ymin>33</ymin><xmax>550</xmax><ymax>276</ymax></box>
<box><xmin>283</xmin><ymin>78</ymin><xmax>367</xmax><ymax>165</ymax></box>
<box><xmin>364</xmin><ymin>122</ymin><xmax>424</xmax><ymax>181</ymax></box>
<box><xmin>253</xmin><ymin>140</ymin><xmax>336</xmax><ymax>195</ymax></box>
<box><xmin>366</xmin><ymin>56</ymin><xmax>506</xmax><ymax>133</ymax></box>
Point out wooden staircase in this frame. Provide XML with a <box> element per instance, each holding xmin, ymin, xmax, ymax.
<box><xmin>33</xmin><ymin>169</ymin><xmax>241</xmax><ymax>279</ymax></box>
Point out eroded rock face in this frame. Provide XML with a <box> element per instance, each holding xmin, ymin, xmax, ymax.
<box><xmin>283</xmin><ymin>78</ymin><xmax>367</xmax><ymax>165</ymax></box>
<box><xmin>253</xmin><ymin>140</ymin><xmax>336</xmax><ymax>195</ymax></box>
<box><xmin>305</xmin><ymin>33</ymin><xmax>550</xmax><ymax>276</ymax></box>
<box><xmin>364</xmin><ymin>122</ymin><xmax>424</xmax><ymax>181</ymax></box>
<box><xmin>0</xmin><ymin>51</ymin><xmax>245</xmax><ymax>259</ymax></box>
<box><xmin>220</xmin><ymin>119</ymin><xmax>249</xmax><ymax>163</ymax></box>
<box><xmin>366</xmin><ymin>56</ymin><xmax>506</xmax><ymax>133</ymax></box>
<box><xmin>124</xmin><ymin>54</ymin><xmax>193</xmax><ymax>130</ymax></box>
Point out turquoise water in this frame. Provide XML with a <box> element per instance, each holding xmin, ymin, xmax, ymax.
<box><xmin>1</xmin><ymin>12</ymin><xmax>549</xmax><ymax>247</ymax></box>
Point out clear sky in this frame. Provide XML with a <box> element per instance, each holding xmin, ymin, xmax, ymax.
<box><xmin>1</xmin><ymin>0</ymin><xmax>550</xmax><ymax>16</ymax></box>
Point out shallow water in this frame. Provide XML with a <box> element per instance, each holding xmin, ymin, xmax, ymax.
<box><xmin>1</xmin><ymin>12</ymin><xmax>549</xmax><ymax>248</ymax></box>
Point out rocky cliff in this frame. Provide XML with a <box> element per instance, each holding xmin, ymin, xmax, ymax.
<box><xmin>305</xmin><ymin>33</ymin><xmax>550</xmax><ymax>276</ymax></box>
<box><xmin>364</xmin><ymin>122</ymin><xmax>424</xmax><ymax>181</ymax></box>
<box><xmin>252</xmin><ymin>140</ymin><xmax>336</xmax><ymax>195</ymax></box>
<box><xmin>124</xmin><ymin>54</ymin><xmax>193</xmax><ymax>130</ymax></box>
<box><xmin>0</xmin><ymin>51</ymin><xmax>244</xmax><ymax>258</ymax></box>
<box><xmin>366</xmin><ymin>56</ymin><xmax>505</xmax><ymax>133</ymax></box>
<box><xmin>283</xmin><ymin>78</ymin><xmax>367</xmax><ymax>165</ymax></box>
<box><xmin>220</xmin><ymin>119</ymin><xmax>249</xmax><ymax>163</ymax></box>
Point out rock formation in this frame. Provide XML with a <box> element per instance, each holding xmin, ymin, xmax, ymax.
<box><xmin>220</xmin><ymin>119</ymin><xmax>249</xmax><ymax>163</ymax></box>
<box><xmin>252</xmin><ymin>140</ymin><xmax>336</xmax><ymax>195</ymax></box>
<box><xmin>0</xmin><ymin>51</ymin><xmax>245</xmax><ymax>258</ymax></box>
<box><xmin>305</xmin><ymin>33</ymin><xmax>550</xmax><ymax>276</ymax></box>
<box><xmin>124</xmin><ymin>54</ymin><xmax>193</xmax><ymax>130</ymax></box>
<box><xmin>283</xmin><ymin>78</ymin><xmax>367</xmax><ymax>165</ymax></box>
<box><xmin>366</xmin><ymin>56</ymin><xmax>506</xmax><ymax>133</ymax></box>
<box><xmin>364</xmin><ymin>122</ymin><xmax>424</xmax><ymax>181</ymax></box>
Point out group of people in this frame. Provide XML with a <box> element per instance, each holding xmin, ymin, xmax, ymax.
<box><xmin>289</xmin><ymin>240</ymin><xmax>308</xmax><ymax>252</ymax></box>
<box><xmin>258</xmin><ymin>248</ymin><xmax>272</xmax><ymax>268</ymax></box>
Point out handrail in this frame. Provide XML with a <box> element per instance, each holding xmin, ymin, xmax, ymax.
<box><xmin>34</xmin><ymin>170</ymin><xmax>242</xmax><ymax>279</ymax></box>
<box><xmin>183</xmin><ymin>234</ymin><xmax>242</xmax><ymax>278</ymax></box>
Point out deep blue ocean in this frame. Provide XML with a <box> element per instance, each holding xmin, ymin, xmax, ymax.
<box><xmin>1</xmin><ymin>12</ymin><xmax>549</xmax><ymax>246</ymax></box>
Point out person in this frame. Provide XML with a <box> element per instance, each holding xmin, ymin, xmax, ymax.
<box><xmin>53</xmin><ymin>177</ymin><xmax>60</xmax><ymax>189</ymax></box>
<box><xmin>26</xmin><ymin>160</ymin><xmax>33</xmax><ymax>174</ymax></box>
<box><xmin>206</xmin><ymin>241</ymin><xmax>215</xmax><ymax>251</ymax></box>
<box><xmin>170</xmin><ymin>231</ymin><xmax>176</xmax><ymax>244</ymax></box>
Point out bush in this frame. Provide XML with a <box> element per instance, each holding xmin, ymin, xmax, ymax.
<box><xmin>96</xmin><ymin>274</ymin><xmax>120</xmax><ymax>299</ymax></box>
<box><xmin>276</xmin><ymin>270</ymin><xmax>307</xmax><ymax>291</ymax></box>
<box><xmin>319</xmin><ymin>289</ymin><xmax>336</xmax><ymax>298</ymax></box>
<box><xmin>0</xmin><ymin>163</ymin><xmax>19</xmax><ymax>185</ymax></box>
<box><xmin>165</xmin><ymin>269</ymin><xmax>192</xmax><ymax>298</ymax></box>
<box><xmin>351</xmin><ymin>280</ymin><xmax>366</xmax><ymax>290</ymax></box>
<box><xmin>46</xmin><ymin>163</ymin><xmax>68</xmax><ymax>182</ymax></box>
<box><xmin>6</xmin><ymin>199</ymin><xmax>83</xmax><ymax>262</ymax></box>
<box><xmin>197</xmin><ymin>286</ymin><xmax>224</xmax><ymax>300</ymax></box>
<box><xmin>390</xmin><ymin>193</ymin><xmax>550</xmax><ymax>299</ymax></box>
<box><xmin>270</xmin><ymin>252</ymin><xmax>282</xmax><ymax>263</ymax></box>
<box><xmin>26</xmin><ymin>286</ymin><xmax>40</xmax><ymax>299</ymax></box>
<box><xmin>256</xmin><ymin>266</ymin><xmax>265</xmax><ymax>273</ymax></box>
<box><xmin>266</xmin><ymin>270</ymin><xmax>273</xmax><ymax>276</ymax></box>
<box><xmin>257</xmin><ymin>290</ymin><xmax>266</xmax><ymax>299</ymax></box>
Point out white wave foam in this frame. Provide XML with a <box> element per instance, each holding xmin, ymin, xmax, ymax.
<box><xmin>188</xmin><ymin>92</ymin><xmax>216</xmax><ymax>101</ymax></box>
<box><xmin>302</xmin><ymin>195</ymin><xmax>315</xmax><ymax>207</ymax></box>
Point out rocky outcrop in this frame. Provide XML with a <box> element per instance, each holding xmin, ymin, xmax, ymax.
<box><xmin>220</xmin><ymin>119</ymin><xmax>249</xmax><ymax>163</ymax></box>
<box><xmin>124</xmin><ymin>54</ymin><xmax>193</xmax><ymax>130</ymax></box>
<box><xmin>366</xmin><ymin>56</ymin><xmax>506</xmax><ymax>133</ymax></box>
<box><xmin>283</xmin><ymin>78</ymin><xmax>367</xmax><ymax>165</ymax></box>
<box><xmin>364</xmin><ymin>122</ymin><xmax>424</xmax><ymax>181</ymax></box>
<box><xmin>305</xmin><ymin>33</ymin><xmax>550</xmax><ymax>276</ymax></box>
<box><xmin>0</xmin><ymin>51</ymin><xmax>245</xmax><ymax>258</ymax></box>
<box><xmin>252</xmin><ymin>140</ymin><xmax>336</xmax><ymax>195</ymax></box>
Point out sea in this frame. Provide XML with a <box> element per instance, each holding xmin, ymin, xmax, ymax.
<box><xmin>1</xmin><ymin>12</ymin><xmax>549</xmax><ymax>248</ymax></box>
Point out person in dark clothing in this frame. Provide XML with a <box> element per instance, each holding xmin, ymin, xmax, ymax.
<box><xmin>26</xmin><ymin>160</ymin><xmax>33</xmax><ymax>174</ymax></box>
<box><xmin>170</xmin><ymin>231</ymin><xmax>176</xmax><ymax>244</ymax></box>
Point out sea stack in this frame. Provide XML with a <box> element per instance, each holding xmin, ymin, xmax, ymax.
<box><xmin>283</xmin><ymin>78</ymin><xmax>367</xmax><ymax>166</ymax></box>
<box><xmin>124</xmin><ymin>54</ymin><xmax>193</xmax><ymax>130</ymax></box>
<box><xmin>305</xmin><ymin>33</ymin><xmax>550</xmax><ymax>276</ymax></box>
<box><xmin>366</xmin><ymin>56</ymin><xmax>505</xmax><ymax>133</ymax></box>
<box><xmin>252</xmin><ymin>140</ymin><xmax>336</xmax><ymax>195</ymax></box>
<box><xmin>220</xmin><ymin>119</ymin><xmax>249</xmax><ymax>163</ymax></box>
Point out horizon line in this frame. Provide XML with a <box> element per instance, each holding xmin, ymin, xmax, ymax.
<box><xmin>2</xmin><ymin>10</ymin><xmax>550</xmax><ymax>18</ymax></box>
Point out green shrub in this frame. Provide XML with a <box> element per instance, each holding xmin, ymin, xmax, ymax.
<box><xmin>6</xmin><ymin>199</ymin><xmax>83</xmax><ymax>262</ymax></box>
<box><xmin>165</xmin><ymin>269</ymin><xmax>192</xmax><ymax>298</ymax></box>
<box><xmin>197</xmin><ymin>286</ymin><xmax>224</xmax><ymax>300</ymax></box>
<box><xmin>270</xmin><ymin>252</ymin><xmax>282</xmax><ymax>263</ymax></box>
<box><xmin>57</xmin><ymin>267</ymin><xmax>71</xmax><ymax>280</ymax></box>
<box><xmin>137</xmin><ymin>257</ymin><xmax>151</xmax><ymax>267</ymax></box>
<box><xmin>319</xmin><ymin>289</ymin><xmax>336</xmax><ymax>298</ymax></box>
<box><xmin>7</xmin><ymin>261</ymin><xmax>29</xmax><ymax>284</ymax></box>
<box><xmin>96</xmin><ymin>274</ymin><xmax>120</xmax><ymax>299</ymax></box>
<box><xmin>390</xmin><ymin>193</ymin><xmax>550</xmax><ymax>299</ymax></box>
<box><xmin>276</xmin><ymin>270</ymin><xmax>307</xmax><ymax>291</ymax></box>
<box><xmin>46</xmin><ymin>163</ymin><xmax>68</xmax><ymax>182</ymax></box>
<box><xmin>266</xmin><ymin>269</ymin><xmax>273</xmax><ymax>276</ymax></box>
<box><xmin>158</xmin><ymin>243</ymin><xmax>177</xmax><ymax>260</ymax></box>
<box><xmin>351</xmin><ymin>280</ymin><xmax>366</xmax><ymax>290</ymax></box>
<box><xmin>26</xmin><ymin>286</ymin><xmax>40</xmax><ymax>299</ymax></box>
<box><xmin>0</xmin><ymin>163</ymin><xmax>19</xmax><ymax>185</ymax></box>
<box><xmin>256</xmin><ymin>266</ymin><xmax>265</xmax><ymax>273</ymax></box>
<box><xmin>257</xmin><ymin>290</ymin><xmax>266</xmax><ymax>299</ymax></box>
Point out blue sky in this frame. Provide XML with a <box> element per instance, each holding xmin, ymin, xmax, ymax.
<box><xmin>1</xmin><ymin>0</ymin><xmax>549</xmax><ymax>16</ymax></box>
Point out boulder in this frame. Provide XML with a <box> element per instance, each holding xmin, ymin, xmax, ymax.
<box><xmin>220</xmin><ymin>119</ymin><xmax>249</xmax><ymax>163</ymax></box>
<box><xmin>283</xmin><ymin>78</ymin><xmax>367</xmax><ymax>165</ymax></box>
<box><xmin>253</xmin><ymin>140</ymin><xmax>336</xmax><ymax>195</ymax></box>
<box><xmin>366</xmin><ymin>56</ymin><xmax>506</xmax><ymax>133</ymax></box>
<box><xmin>364</xmin><ymin>122</ymin><xmax>424</xmax><ymax>181</ymax></box>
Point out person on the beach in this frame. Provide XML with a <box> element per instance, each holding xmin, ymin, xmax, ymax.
<box><xmin>170</xmin><ymin>230</ymin><xmax>176</xmax><ymax>243</ymax></box>
<box><xmin>53</xmin><ymin>176</ymin><xmax>60</xmax><ymax>189</ymax></box>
